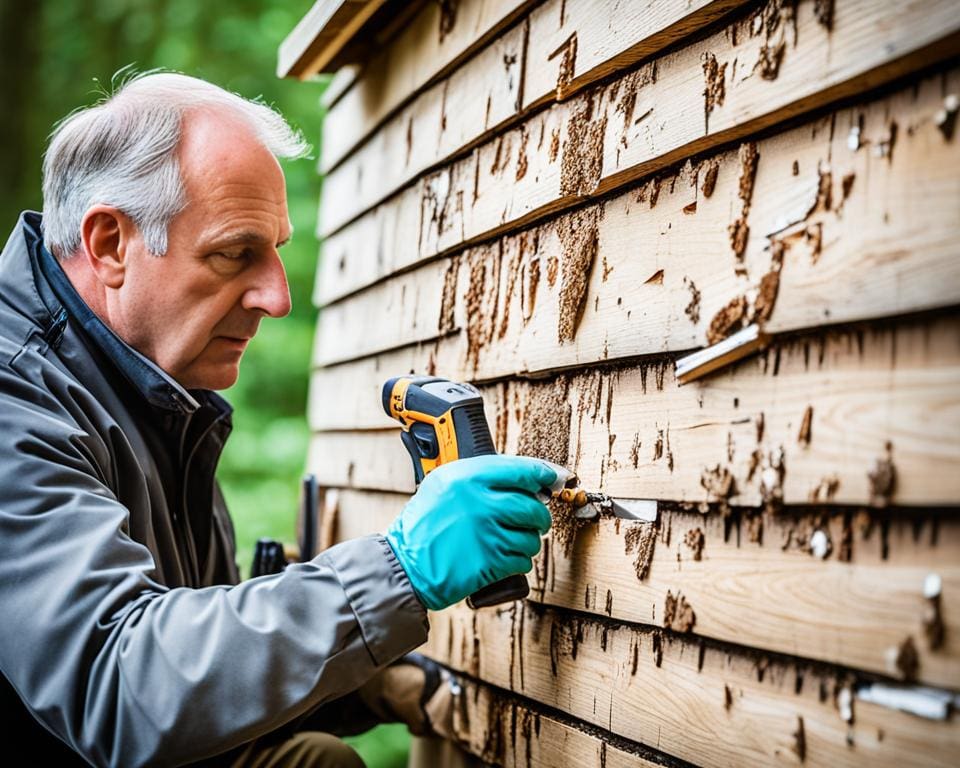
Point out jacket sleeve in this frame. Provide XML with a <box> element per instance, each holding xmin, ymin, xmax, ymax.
<box><xmin>0</xmin><ymin>370</ymin><xmax>429</xmax><ymax>767</ymax></box>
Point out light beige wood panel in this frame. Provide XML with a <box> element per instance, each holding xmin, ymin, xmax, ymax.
<box><xmin>306</xmin><ymin>340</ymin><xmax>456</xmax><ymax>431</ymax></box>
<box><xmin>523</xmin><ymin>0</ymin><xmax>746</xmax><ymax>110</ymax></box>
<box><xmin>308</xmin><ymin>315</ymin><xmax>960</xmax><ymax>506</ymax></box>
<box><xmin>424</xmin><ymin>602</ymin><xmax>960</xmax><ymax>767</ymax></box>
<box><xmin>313</xmin><ymin>66</ymin><xmax>960</xmax><ymax>368</ymax></box>
<box><xmin>319</xmin><ymin>20</ymin><xmax>526</xmax><ymax>238</ymax></box>
<box><xmin>318</xmin><ymin>1</ymin><xmax>748</xmax><ymax>222</ymax></box>
<box><xmin>445</xmin><ymin>678</ymin><xmax>669</xmax><ymax>767</ymax></box>
<box><xmin>320</xmin><ymin>0</ymin><xmax>535</xmax><ymax>173</ymax></box>
<box><xmin>318</xmin><ymin>0</ymin><xmax>960</xmax><ymax>258</ymax></box>
<box><xmin>306</xmin><ymin>429</ymin><xmax>413</xmax><ymax>493</ymax></box>
<box><xmin>325</xmin><ymin>488</ymin><xmax>960</xmax><ymax>687</ymax></box>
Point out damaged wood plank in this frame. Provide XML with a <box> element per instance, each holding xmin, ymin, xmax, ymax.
<box><xmin>320</xmin><ymin>0</ymin><xmax>535</xmax><ymax>173</ymax></box>
<box><xmin>522</xmin><ymin>0</ymin><xmax>746</xmax><ymax>109</ymax></box>
<box><xmin>318</xmin><ymin>20</ymin><xmax>527</xmax><ymax>231</ymax></box>
<box><xmin>323</xmin><ymin>488</ymin><xmax>960</xmax><ymax>688</ymax></box>
<box><xmin>308</xmin><ymin>315</ymin><xmax>960</xmax><ymax>507</ymax></box>
<box><xmin>306</xmin><ymin>429</ymin><xmax>413</xmax><ymax>493</ymax></box>
<box><xmin>422</xmin><ymin>602</ymin><xmax>960</xmax><ymax>767</ymax></box>
<box><xmin>314</xmin><ymin>66</ymin><xmax>960</xmax><ymax>368</ymax></box>
<box><xmin>320</xmin><ymin>0</ymin><xmax>744</xmax><ymax>203</ymax></box>
<box><xmin>319</xmin><ymin>0</ymin><xmax>960</xmax><ymax>241</ymax></box>
<box><xmin>445</xmin><ymin>678</ymin><xmax>673</xmax><ymax>767</ymax></box>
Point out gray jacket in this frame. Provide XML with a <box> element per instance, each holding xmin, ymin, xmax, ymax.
<box><xmin>0</xmin><ymin>213</ymin><xmax>428</xmax><ymax>766</ymax></box>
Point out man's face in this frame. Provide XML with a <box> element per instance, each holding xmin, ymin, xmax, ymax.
<box><xmin>114</xmin><ymin>111</ymin><xmax>293</xmax><ymax>390</ymax></box>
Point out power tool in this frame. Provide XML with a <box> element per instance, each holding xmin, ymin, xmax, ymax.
<box><xmin>382</xmin><ymin>375</ymin><xmax>531</xmax><ymax>608</ymax></box>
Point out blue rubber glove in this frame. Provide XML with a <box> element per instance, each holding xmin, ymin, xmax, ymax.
<box><xmin>386</xmin><ymin>455</ymin><xmax>556</xmax><ymax>611</ymax></box>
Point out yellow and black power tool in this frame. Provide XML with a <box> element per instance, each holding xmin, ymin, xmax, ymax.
<box><xmin>382</xmin><ymin>375</ymin><xmax>530</xmax><ymax>609</ymax></box>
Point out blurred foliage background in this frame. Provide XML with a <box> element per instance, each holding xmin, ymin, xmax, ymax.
<box><xmin>0</xmin><ymin>1</ymin><xmax>409</xmax><ymax>765</ymax></box>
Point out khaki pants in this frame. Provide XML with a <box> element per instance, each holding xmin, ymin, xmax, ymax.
<box><xmin>228</xmin><ymin>731</ymin><xmax>364</xmax><ymax>768</ymax></box>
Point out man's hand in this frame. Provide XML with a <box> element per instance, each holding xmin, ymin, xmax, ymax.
<box><xmin>385</xmin><ymin>455</ymin><xmax>556</xmax><ymax>610</ymax></box>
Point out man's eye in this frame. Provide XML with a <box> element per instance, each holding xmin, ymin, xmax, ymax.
<box><xmin>211</xmin><ymin>248</ymin><xmax>255</xmax><ymax>263</ymax></box>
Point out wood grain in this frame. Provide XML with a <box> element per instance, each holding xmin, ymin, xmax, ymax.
<box><xmin>422</xmin><ymin>602</ymin><xmax>960</xmax><ymax>767</ymax></box>
<box><xmin>320</xmin><ymin>0</ymin><xmax>536</xmax><ymax>172</ymax></box>
<box><xmin>318</xmin><ymin>0</ymin><xmax>960</xmax><ymax>265</ymax></box>
<box><xmin>328</xmin><ymin>487</ymin><xmax>960</xmax><ymax>687</ymax></box>
<box><xmin>445</xmin><ymin>678</ymin><xmax>673</xmax><ymax>767</ymax></box>
<box><xmin>308</xmin><ymin>315</ymin><xmax>960</xmax><ymax>507</ymax></box>
<box><xmin>313</xmin><ymin>66</ymin><xmax>960</xmax><ymax>374</ymax></box>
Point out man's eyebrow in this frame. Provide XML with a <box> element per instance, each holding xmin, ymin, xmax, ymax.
<box><xmin>213</xmin><ymin>230</ymin><xmax>293</xmax><ymax>249</ymax></box>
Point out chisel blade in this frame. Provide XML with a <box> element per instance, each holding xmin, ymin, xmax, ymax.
<box><xmin>575</xmin><ymin>495</ymin><xmax>658</xmax><ymax>522</ymax></box>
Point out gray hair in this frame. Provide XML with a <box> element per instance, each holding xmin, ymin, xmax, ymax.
<box><xmin>42</xmin><ymin>71</ymin><xmax>310</xmax><ymax>258</ymax></box>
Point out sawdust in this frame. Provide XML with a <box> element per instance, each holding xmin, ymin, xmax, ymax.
<box><xmin>556</xmin><ymin>207</ymin><xmax>601</xmax><ymax>343</ymax></box>
<box><xmin>755</xmin><ymin>39</ymin><xmax>785</xmax><ymax>80</ymax></box>
<box><xmin>515</xmin><ymin>127</ymin><xmax>529</xmax><ymax>181</ymax></box>
<box><xmin>663</xmin><ymin>591</ymin><xmax>696</xmax><ymax>632</ymax></box>
<box><xmin>629</xmin><ymin>433</ymin><xmax>641</xmax><ymax>468</ymax></box>
<box><xmin>684</xmin><ymin>528</ymin><xmax>705</xmax><ymax>561</ymax></box>
<box><xmin>545</xmin><ymin>255</ymin><xmax>559</xmax><ymax>286</ymax></box>
<box><xmin>728</xmin><ymin>219</ymin><xmax>750</xmax><ymax>263</ymax></box>
<box><xmin>517</xmin><ymin>379</ymin><xmax>571</xmax><ymax>468</ymax></box>
<box><xmin>548</xmin><ymin>33</ymin><xmax>578</xmax><ymax>99</ymax></box>
<box><xmin>548</xmin><ymin>129</ymin><xmax>561</xmax><ymax>163</ymax></box>
<box><xmin>560</xmin><ymin>98</ymin><xmax>607</xmax><ymax>197</ymax></box>
<box><xmin>624</xmin><ymin>522</ymin><xmax>657</xmax><ymax>581</ymax></box>
<box><xmin>701</xmin><ymin>162</ymin><xmax>719</xmax><ymax>197</ymax></box>
<box><xmin>521</xmin><ymin>233</ymin><xmax>541</xmax><ymax>323</ymax></box>
<box><xmin>706</xmin><ymin>295</ymin><xmax>747</xmax><ymax>344</ymax></box>
<box><xmin>751</xmin><ymin>0</ymin><xmax>793</xmax><ymax>81</ymax></box>
<box><xmin>498</xmin><ymin>240</ymin><xmax>525</xmax><ymax>339</ymax></box>
<box><xmin>438</xmin><ymin>0</ymin><xmax>459</xmax><ymax>43</ymax></box>
<box><xmin>684</xmin><ymin>278</ymin><xmax>701</xmax><ymax>324</ymax></box>
<box><xmin>868</xmin><ymin>442</ymin><xmax>896</xmax><ymax>507</ymax></box>
<box><xmin>701</xmin><ymin>465</ymin><xmax>736</xmax><ymax>514</ymax></box>
<box><xmin>797</xmin><ymin>405</ymin><xmax>813</xmax><ymax>445</ymax></box>
<box><xmin>438</xmin><ymin>255</ymin><xmax>460</xmax><ymax>333</ymax></box>
<box><xmin>753</xmin><ymin>268</ymin><xmax>780</xmax><ymax>324</ymax></box>
<box><xmin>464</xmin><ymin>247</ymin><xmax>500</xmax><ymax>370</ymax></box>
<box><xmin>728</xmin><ymin>142</ymin><xmax>760</xmax><ymax>262</ymax></box>
<box><xmin>701</xmin><ymin>52</ymin><xmax>727</xmax><ymax>131</ymax></box>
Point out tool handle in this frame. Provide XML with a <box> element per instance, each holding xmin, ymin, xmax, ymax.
<box><xmin>466</xmin><ymin>573</ymin><xmax>530</xmax><ymax>609</ymax></box>
<box><xmin>300</xmin><ymin>473</ymin><xmax>318</xmax><ymax>561</ymax></box>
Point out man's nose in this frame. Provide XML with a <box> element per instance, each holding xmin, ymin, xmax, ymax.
<box><xmin>243</xmin><ymin>251</ymin><xmax>292</xmax><ymax>318</ymax></box>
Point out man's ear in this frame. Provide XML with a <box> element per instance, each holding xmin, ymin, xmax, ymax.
<box><xmin>79</xmin><ymin>206</ymin><xmax>138</xmax><ymax>289</ymax></box>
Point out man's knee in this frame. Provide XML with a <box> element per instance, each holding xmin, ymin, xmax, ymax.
<box><xmin>245</xmin><ymin>731</ymin><xmax>365</xmax><ymax>768</ymax></box>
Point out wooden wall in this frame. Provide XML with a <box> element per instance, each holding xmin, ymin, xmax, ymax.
<box><xmin>297</xmin><ymin>0</ymin><xmax>960</xmax><ymax>764</ymax></box>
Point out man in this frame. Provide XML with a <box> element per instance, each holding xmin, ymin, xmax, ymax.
<box><xmin>0</xmin><ymin>72</ymin><xmax>554</xmax><ymax>766</ymax></box>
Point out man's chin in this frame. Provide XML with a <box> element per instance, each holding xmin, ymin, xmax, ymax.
<box><xmin>178</xmin><ymin>363</ymin><xmax>241</xmax><ymax>392</ymax></box>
